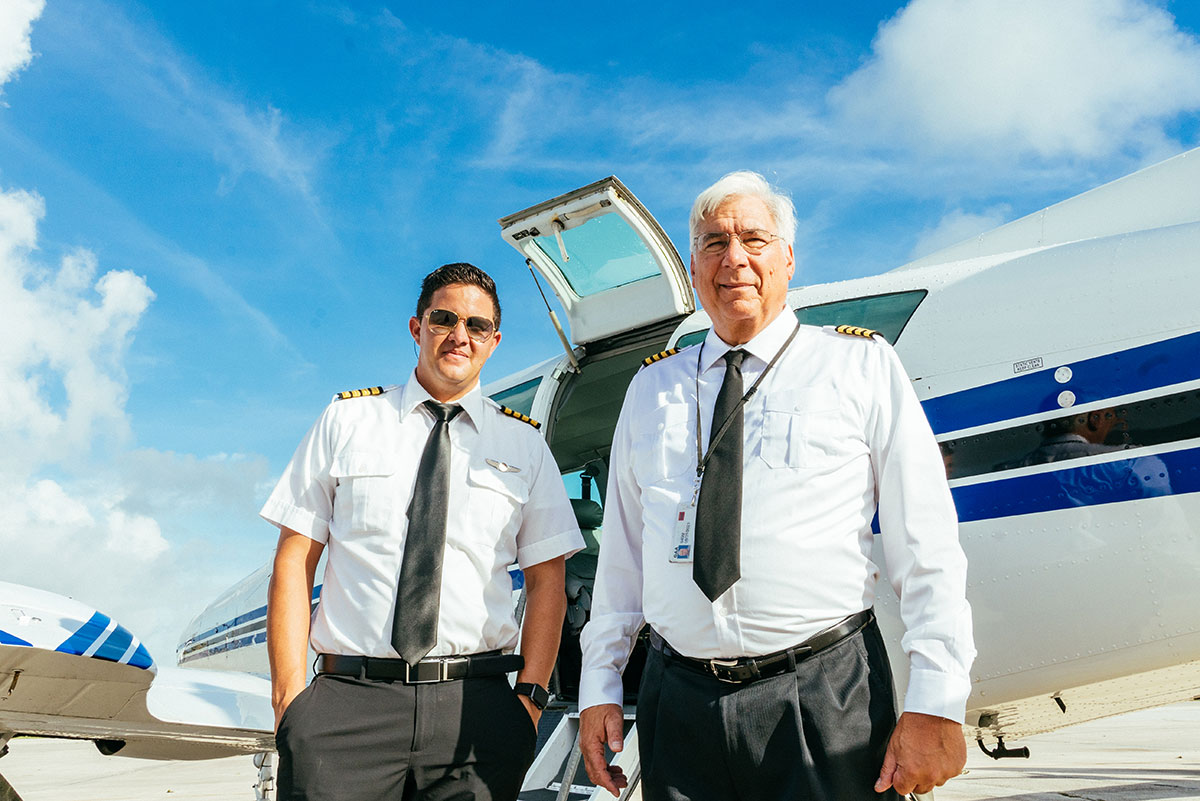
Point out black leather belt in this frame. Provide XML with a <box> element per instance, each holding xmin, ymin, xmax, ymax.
<box><xmin>316</xmin><ymin>652</ymin><xmax>524</xmax><ymax>684</ymax></box>
<box><xmin>650</xmin><ymin>609</ymin><xmax>874</xmax><ymax>684</ymax></box>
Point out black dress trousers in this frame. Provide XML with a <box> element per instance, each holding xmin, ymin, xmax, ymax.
<box><xmin>276</xmin><ymin>673</ymin><xmax>537</xmax><ymax>801</ymax></box>
<box><xmin>636</xmin><ymin>620</ymin><xmax>903</xmax><ymax>801</ymax></box>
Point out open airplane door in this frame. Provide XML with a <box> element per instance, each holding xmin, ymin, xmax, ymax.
<box><xmin>499</xmin><ymin>176</ymin><xmax>694</xmax><ymax>346</ymax></box>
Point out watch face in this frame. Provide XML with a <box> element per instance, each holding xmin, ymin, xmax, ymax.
<box><xmin>517</xmin><ymin>682</ymin><xmax>549</xmax><ymax>710</ymax></box>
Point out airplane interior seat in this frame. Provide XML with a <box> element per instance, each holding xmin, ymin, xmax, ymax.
<box><xmin>554</xmin><ymin>497</ymin><xmax>648</xmax><ymax>703</ymax></box>
<box><xmin>566</xmin><ymin>499</ymin><xmax>603</xmax><ymax>635</ymax></box>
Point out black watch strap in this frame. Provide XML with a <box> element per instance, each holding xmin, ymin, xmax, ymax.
<box><xmin>514</xmin><ymin>682</ymin><xmax>550</xmax><ymax>710</ymax></box>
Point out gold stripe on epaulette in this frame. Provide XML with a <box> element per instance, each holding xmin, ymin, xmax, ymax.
<box><xmin>641</xmin><ymin>347</ymin><xmax>680</xmax><ymax>367</ymax></box>
<box><xmin>500</xmin><ymin>405</ymin><xmax>541</xmax><ymax>430</ymax></box>
<box><xmin>834</xmin><ymin>325</ymin><xmax>879</xmax><ymax>339</ymax></box>
<box><xmin>336</xmin><ymin>386</ymin><xmax>385</xmax><ymax>400</ymax></box>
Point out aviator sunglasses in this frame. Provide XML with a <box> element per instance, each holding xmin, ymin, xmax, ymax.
<box><xmin>424</xmin><ymin>308</ymin><xmax>497</xmax><ymax>342</ymax></box>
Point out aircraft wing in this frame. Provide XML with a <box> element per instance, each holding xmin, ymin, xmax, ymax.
<box><xmin>0</xmin><ymin>581</ymin><xmax>272</xmax><ymax>761</ymax></box>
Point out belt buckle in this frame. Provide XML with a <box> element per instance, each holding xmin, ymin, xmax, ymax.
<box><xmin>405</xmin><ymin>656</ymin><xmax>468</xmax><ymax>684</ymax></box>
<box><xmin>405</xmin><ymin>660</ymin><xmax>440</xmax><ymax>684</ymax></box>
<box><xmin>707</xmin><ymin>657</ymin><xmax>744</xmax><ymax>683</ymax></box>
<box><xmin>440</xmin><ymin>656</ymin><xmax>469</xmax><ymax>681</ymax></box>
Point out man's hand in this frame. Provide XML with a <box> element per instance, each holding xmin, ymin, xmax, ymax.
<box><xmin>267</xmin><ymin>528</ymin><xmax>323</xmax><ymax>733</ymax></box>
<box><xmin>875</xmin><ymin>711</ymin><xmax>966</xmax><ymax>795</ymax></box>
<box><xmin>272</xmin><ymin>682</ymin><xmax>305</xmax><ymax>730</ymax></box>
<box><xmin>580</xmin><ymin>703</ymin><xmax>628</xmax><ymax>797</ymax></box>
<box><xmin>517</xmin><ymin>694</ymin><xmax>542</xmax><ymax>733</ymax></box>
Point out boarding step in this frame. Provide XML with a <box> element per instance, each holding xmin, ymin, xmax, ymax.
<box><xmin>519</xmin><ymin>706</ymin><xmax>639</xmax><ymax>800</ymax></box>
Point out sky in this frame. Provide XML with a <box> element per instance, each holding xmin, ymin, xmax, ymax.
<box><xmin>3</xmin><ymin>0</ymin><xmax>1199</xmax><ymax>660</ymax></box>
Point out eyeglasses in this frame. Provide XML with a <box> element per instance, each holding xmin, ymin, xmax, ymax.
<box><xmin>425</xmin><ymin>309</ymin><xmax>497</xmax><ymax>342</ymax></box>
<box><xmin>693</xmin><ymin>229</ymin><xmax>783</xmax><ymax>256</ymax></box>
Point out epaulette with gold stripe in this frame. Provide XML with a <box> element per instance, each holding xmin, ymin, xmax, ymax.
<box><xmin>833</xmin><ymin>325</ymin><xmax>880</xmax><ymax>339</ymax></box>
<box><xmin>641</xmin><ymin>348</ymin><xmax>680</xmax><ymax>367</ymax></box>
<box><xmin>500</xmin><ymin>405</ymin><xmax>541</xmax><ymax>430</ymax></box>
<box><xmin>335</xmin><ymin>386</ymin><xmax>385</xmax><ymax>401</ymax></box>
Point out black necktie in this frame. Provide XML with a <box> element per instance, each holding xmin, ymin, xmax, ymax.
<box><xmin>694</xmin><ymin>349</ymin><xmax>745</xmax><ymax>601</ymax></box>
<box><xmin>392</xmin><ymin>400</ymin><xmax>462</xmax><ymax>664</ymax></box>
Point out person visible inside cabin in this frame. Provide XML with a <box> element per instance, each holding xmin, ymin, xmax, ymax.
<box><xmin>1001</xmin><ymin>408</ymin><xmax>1171</xmax><ymax>503</ymax></box>
<box><xmin>577</xmin><ymin>171</ymin><xmax>976</xmax><ymax>801</ymax></box>
<box><xmin>262</xmin><ymin>262</ymin><xmax>583</xmax><ymax>801</ymax></box>
<box><xmin>1012</xmin><ymin>408</ymin><xmax>1129</xmax><ymax>465</ymax></box>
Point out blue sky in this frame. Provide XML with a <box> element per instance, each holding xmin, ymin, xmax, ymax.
<box><xmin>3</xmin><ymin>0</ymin><xmax>1199</xmax><ymax>658</ymax></box>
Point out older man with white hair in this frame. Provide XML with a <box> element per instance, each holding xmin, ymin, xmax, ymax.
<box><xmin>578</xmin><ymin>172</ymin><xmax>975</xmax><ymax>800</ymax></box>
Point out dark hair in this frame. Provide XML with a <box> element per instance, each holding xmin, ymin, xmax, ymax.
<box><xmin>415</xmin><ymin>263</ymin><xmax>501</xmax><ymax>329</ymax></box>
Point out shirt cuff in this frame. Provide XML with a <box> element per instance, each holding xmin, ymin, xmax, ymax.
<box><xmin>578</xmin><ymin>665</ymin><xmax>625</xmax><ymax>711</ymax></box>
<box><xmin>903</xmin><ymin>667</ymin><xmax>972</xmax><ymax>723</ymax></box>
<box><xmin>259</xmin><ymin>499</ymin><xmax>329</xmax><ymax>544</ymax></box>
<box><xmin>517</xmin><ymin>529</ymin><xmax>585</xmax><ymax>569</ymax></box>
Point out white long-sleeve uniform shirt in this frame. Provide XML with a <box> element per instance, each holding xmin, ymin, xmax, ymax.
<box><xmin>260</xmin><ymin>372</ymin><xmax>583</xmax><ymax>659</ymax></box>
<box><xmin>579</xmin><ymin>311</ymin><xmax>975</xmax><ymax>722</ymax></box>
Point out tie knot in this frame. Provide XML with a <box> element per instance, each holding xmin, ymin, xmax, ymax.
<box><xmin>724</xmin><ymin>349</ymin><xmax>746</xmax><ymax>368</ymax></box>
<box><xmin>423</xmin><ymin>400</ymin><xmax>462</xmax><ymax>422</ymax></box>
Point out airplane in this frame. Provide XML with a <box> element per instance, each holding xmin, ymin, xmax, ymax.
<box><xmin>2</xmin><ymin>145</ymin><xmax>1198</xmax><ymax>800</ymax></box>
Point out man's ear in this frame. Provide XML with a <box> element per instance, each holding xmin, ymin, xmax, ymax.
<box><xmin>409</xmin><ymin>316</ymin><xmax>421</xmax><ymax>344</ymax></box>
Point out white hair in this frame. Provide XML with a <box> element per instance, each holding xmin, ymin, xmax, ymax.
<box><xmin>688</xmin><ymin>171</ymin><xmax>797</xmax><ymax>251</ymax></box>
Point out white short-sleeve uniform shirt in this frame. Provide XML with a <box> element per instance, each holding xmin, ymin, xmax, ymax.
<box><xmin>261</xmin><ymin>372</ymin><xmax>583</xmax><ymax>658</ymax></box>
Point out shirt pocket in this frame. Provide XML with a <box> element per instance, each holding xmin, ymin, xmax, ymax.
<box><xmin>465</xmin><ymin>461</ymin><xmax>531</xmax><ymax>536</ymax></box>
<box><xmin>632</xmin><ymin>402</ymin><xmax>694</xmax><ymax>484</ymax></box>
<box><xmin>760</xmin><ymin>388</ymin><xmax>841</xmax><ymax>469</ymax></box>
<box><xmin>330</xmin><ymin>450</ymin><xmax>400</xmax><ymax>532</ymax></box>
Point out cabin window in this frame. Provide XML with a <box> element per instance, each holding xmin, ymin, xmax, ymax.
<box><xmin>941</xmin><ymin>389</ymin><xmax>1200</xmax><ymax>481</ymax></box>
<box><xmin>489</xmin><ymin>377</ymin><xmax>541</xmax><ymax>418</ymax></box>
<box><xmin>675</xmin><ymin>289</ymin><xmax>928</xmax><ymax>349</ymax></box>
<box><xmin>531</xmin><ymin>214</ymin><xmax>661</xmax><ymax>297</ymax></box>
<box><xmin>794</xmin><ymin>290</ymin><xmax>927</xmax><ymax>342</ymax></box>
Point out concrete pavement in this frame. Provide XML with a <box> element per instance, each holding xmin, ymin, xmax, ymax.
<box><xmin>0</xmin><ymin>702</ymin><xmax>1196</xmax><ymax>800</ymax></box>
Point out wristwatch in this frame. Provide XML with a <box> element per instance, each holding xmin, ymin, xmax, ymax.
<box><xmin>514</xmin><ymin>682</ymin><xmax>550</xmax><ymax>711</ymax></box>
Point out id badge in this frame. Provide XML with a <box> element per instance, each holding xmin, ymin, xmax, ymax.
<box><xmin>670</xmin><ymin>475</ymin><xmax>703</xmax><ymax>563</ymax></box>
<box><xmin>670</xmin><ymin>503</ymin><xmax>696</xmax><ymax>562</ymax></box>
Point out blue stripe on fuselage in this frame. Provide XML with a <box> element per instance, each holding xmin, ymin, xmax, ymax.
<box><xmin>53</xmin><ymin>612</ymin><xmax>153</xmax><ymax>669</ymax></box>
<box><xmin>870</xmin><ymin>444</ymin><xmax>1198</xmax><ymax>531</ymax></box>
<box><xmin>0</xmin><ymin>629</ymin><xmax>32</xmax><ymax>647</ymax></box>
<box><xmin>56</xmin><ymin>611</ymin><xmax>110</xmax><ymax>656</ymax></box>
<box><xmin>93</xmin><ymin>624</ymin><xmax>134</xmax><ymax>663</ymax></box>
<box><xmin>951</xmin><ymin>445</ymin><xmax>1199</xmax><ymax>523</ymax></box>
<box><xmin>186</xmin><ymin>584</ymin><xmax>322</xmax><ymax>646</ymax></box>
<box><xmin>922</xmin><ymin>331</ymin><xmax>1200</xmax><ymax>435</ymax></box>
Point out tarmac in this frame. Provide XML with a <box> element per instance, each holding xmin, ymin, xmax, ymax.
<box><xmin>0</xmin><ymin>702</ymin><xmax>1196</xmax><ymax>800</ymax></box>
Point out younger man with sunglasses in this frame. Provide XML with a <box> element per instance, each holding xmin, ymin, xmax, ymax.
<box><xmin>263</xmin><ymin>263</ymin><xmax>583</xmax><ymax>801</ymax></box>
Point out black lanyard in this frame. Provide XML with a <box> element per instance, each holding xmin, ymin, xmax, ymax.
<box><xmin>693</xmin><ymin>321</ymin><xmax>801</xmax><ymax>478</ymax></box>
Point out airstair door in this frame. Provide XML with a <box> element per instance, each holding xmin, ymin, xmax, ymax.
<box><xmin>499</xmin><ymin>177</ymin><xmax>695</xmax><ymax>345</ymax></box>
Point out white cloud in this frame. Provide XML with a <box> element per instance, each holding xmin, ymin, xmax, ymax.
<box><xmin>0</xmin><ymin>188</ymin><xmax>152</xmax><ymax>465</ymax></box>
<box><xmin>104</xmin><ymin>508</ymin><xmax>168</xmax><ymax>560</ymax></box>
<box><xmin>0</xmin><ymin>187</ymin><xmax>273</xmax><ymax>659</ymax></box>
<box><xmin>829</xmin><ymin>0</ymin><xmax>1200</xmax><ymax>159</ymax></box>
<box><xmin>0</xmin><ymin>0</ymin><xmax>43</xmax><ymax>92</ymax></box>
<box><xmin>909</xmin><ymin>205</ymin><xmax>1012</xmax><ymax>260</ymax></box>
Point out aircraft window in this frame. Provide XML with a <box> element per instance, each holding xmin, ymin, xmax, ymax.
<box><xmin>793</xmin><ymin>290</ymin><xmax>927</xmax><ymax>343</ymax></box>
<box><xmin>531</xmin><ymin>214</ymin><xmax>660</xmax><ymax>297</ymax></box>
<box><xmin>673</xmin><ymin>290</ymin><xmax>927</xmax><ymax>349</ymax></box>
<box><xmin>940</xmin><ymin>389</ymin><xmax>1200</xmax><ymax>481</ymax></box>
<box><xmin>488</xmin><ymin>377</ymin><xmax>541</xmax><ymax>418</ymax></box>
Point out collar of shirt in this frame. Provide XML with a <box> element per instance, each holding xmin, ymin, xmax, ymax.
<box><xmin>698</xmin><ymin>307</ymin><xmax>797</xmax><ymax>374</ymax></box>
<box><xmin>399</xmin><ymin>370</ymin><xmax>485</xmax><ymax>432</ymax></box>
